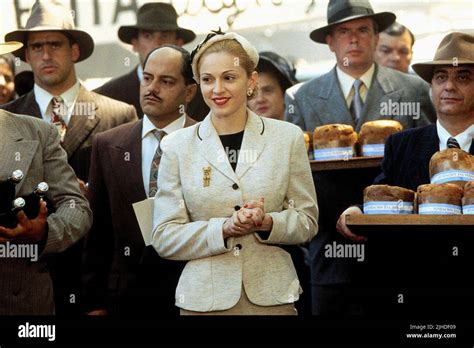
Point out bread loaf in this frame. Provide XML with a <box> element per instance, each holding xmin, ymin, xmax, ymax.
<box><xmin>429</xmin><ymin>148</ymin><xmax>474</xmax><ymax>187</ymax></box>
<box><xmin>417</xmin><ymin>183</ymin><xmax>463</xmax><ymax>214</ymax></box>
<box><xmin>313</xmin><ymin>124</ymin><xmax>357</xmax><ymax>160</ymax></box>
<box><xmin>462</xmin><ymin>180</ymin><xmax>474</xmax><ymax>214</ymax></box>
<box><xmin>363</xmin><ymin>184</ymin><xmax>415</xmax><ymax>214</ymax></box>
<box><xmin>359</xmin><ymin>120</ymin><xmax>403</xmax><ymax>156</ymax></box>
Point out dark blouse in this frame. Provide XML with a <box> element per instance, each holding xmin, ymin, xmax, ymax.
<box><xmin>219</xmin><ymin>130</ymin><xmax>244</xmax><ymax>172</ymax></box>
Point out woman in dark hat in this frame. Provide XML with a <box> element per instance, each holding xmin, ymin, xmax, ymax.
<box><xmin>248</xmin><ymin>51</ymin><xmax>297</xmax><ymax>120</ymax></box>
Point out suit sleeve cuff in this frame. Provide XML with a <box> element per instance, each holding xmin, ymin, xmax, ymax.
<box><xmin>207</xmin><ymin>218</ymin><xmax>232</xmax><ymax>254</ymax></box>
<box><xmin>254</xmin><ymin>212</ymin><xmax>285</xmax><ymax>244</ymax></box>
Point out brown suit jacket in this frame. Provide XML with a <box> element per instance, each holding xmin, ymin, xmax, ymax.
<box><xmin>1</xmin><ymin>85</ymin><xmax>138</xmax><ymax>181</ymax></box>
<box><xmin>82</xmin><ymin>116</ymin><xmax>196</xmax><ymax>316</ymax></box>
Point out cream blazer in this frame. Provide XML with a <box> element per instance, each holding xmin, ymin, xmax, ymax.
<box><xmin>152</xmin><ymin>110</ymin><xmax>318</xmax><ymax>312</ymax></box>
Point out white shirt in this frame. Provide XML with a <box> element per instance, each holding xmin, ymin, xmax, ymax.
<box><xmin>336</xmin><ymin>64</ymin><xmax>375</xmax><ymax>108</ymax></box>
<box><xmin>142</xmin><ymin>114</ymin><xmax>186</xmax><ymax>196</ymax></box>
<box><xmin>437</xmin><ymin>120</ymin><xmax>474</xmax><ymax>152</ymax></box>
<box><xmin>34</xmin><ymin>81</ymin><xmax>80</xmax><ymax>125</ymax></box>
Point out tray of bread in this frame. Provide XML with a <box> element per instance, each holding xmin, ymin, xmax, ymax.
<box><xmin>345</xmin><ymin>149</ymin><xmax>474</xmax><ymax>232</ymax></box>
<box><xmin>305</xmin><ymin>120</ymin><xmax>402</xmax><ymax>171</ymax></box>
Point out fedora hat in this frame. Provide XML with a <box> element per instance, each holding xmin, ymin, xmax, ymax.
<box><xmin>310</xmin><ymin>0</ymin><xmax>396</xmax><ymax>44</ymax></box>
<box><xmin>258</xmin><ymin>51</ymin><xmax>297</xmax><ymax>90</ymax></box>
<box><xmin>0</xmin><ymin>41</ymin><xmax>23</xmax><ymax>55</ymax></box>
<box><xmin>5</xmin><ymin>0</ymin><xmax>94</xmax><ymax>62</ymax></box>
<box><xmin>118</xmin><ymin>3</ymin><xmax>196</xmax><ymax>45</ymax></box>
<box><xmin>412</xmin><ymin>32</ymin><xmax>474</xmax><ymax>83</ymax></box>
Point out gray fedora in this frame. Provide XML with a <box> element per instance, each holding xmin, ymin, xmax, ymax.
<box><xmin>310</xmin><ymin>0</ymin><xmax>396</xmax><ymax>44</ymax></box>
<box><xmin>5</xmin><ymin>0</ymin><xmax>94</xmax><ymax>62</ymax></box>
<box><xmin>118</xmin><ymin>3</ymin><xmax>196</xmax><ymax>45</ymax></box>
<box><xmin>412</xmin><ymin>32</ymin><xmax>474</xmax><ymax>83</ymax></box>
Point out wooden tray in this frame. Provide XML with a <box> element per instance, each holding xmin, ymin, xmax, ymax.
<box><xmin>345</xmin><ymin>214</ymin><xmax>474</xmax><ymax>234</ymax></box>
<box><xmin>310</xmin><ymin>156</ymin><xmax>382</xmax><ymax>172</ymax></box>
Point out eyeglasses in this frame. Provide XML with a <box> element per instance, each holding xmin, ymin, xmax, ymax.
<box><xmin>190</xmin><ymin>28</ymin><xmax>225</xmax><ymax>63</ymax></box>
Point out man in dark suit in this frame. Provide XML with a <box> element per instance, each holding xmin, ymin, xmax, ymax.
<box><xmin>83</xmin><ymin>45</ymin><xmax>197</xmax><ymax>317</ymax></box>
<box><xmin>0</xmin><ymin>40</ymin><xmax>91</xmax><ymax>315</ymax></box>
<box><xmin>94</xmin><ymin>2</ymin><xmax>209</xmax><ymax>121</ymax></box>
<box><xmin>284</xmin><ymin>0</ymin><xmax>436</xmax><ymax>316</ymax></box>
<box><xmin>337</xmin><ymin>32</ymin><xmax>474</xmax><ymax>315</ymax></box>
<box><xmin>1</xmin><ymin>1</ymin><xmax>137</xmax><ymax>316</ymax></box>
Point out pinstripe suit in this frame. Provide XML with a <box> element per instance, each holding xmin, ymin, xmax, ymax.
<box><xmin>0</xmin><ymin>110</ymin><xmax>92</xmax><ymax>315</ymax></box>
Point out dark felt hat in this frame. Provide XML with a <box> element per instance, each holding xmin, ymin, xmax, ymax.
<box><xmin>118</xmin><ymin>3</ymin><xmax>196</xmax><ymax>45</ymax></box>
<box><xmin>310</xmin><ymin>0</ymin><xmax>396</xmax><ymax>44</ymax></box>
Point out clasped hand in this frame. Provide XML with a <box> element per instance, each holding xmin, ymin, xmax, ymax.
<box><xmin>223</xmin><ymin>198</ymin><xmax>272</xmax><ymax>238</ymax></box>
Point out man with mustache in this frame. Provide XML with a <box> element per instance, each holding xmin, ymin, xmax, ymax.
<box><xmin>82</xmin><ymin>45</ymin><xmax>197</xmax><ymax>317</ymax></box>
<box><xmin>284</xmin><ymin>0</ymin><xmax>436</xmax><ymax>316</ymax></box>
<box><xmin>1</xmin><ymin>1</ymin><xmax>137</xmax><ymax>316</ymax></box>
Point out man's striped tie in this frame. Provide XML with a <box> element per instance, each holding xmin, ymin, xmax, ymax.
<box><xmin>447</xmin><ymin>137</ymin><xmax>460</xmax><ymax>149</ymax></box>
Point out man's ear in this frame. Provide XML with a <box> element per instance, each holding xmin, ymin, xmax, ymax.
<box><xmin>131</xmin><ymin>37</ymin><xmax>139</xmax><ymax>53</ymax></box>
<box><xmin>185</xmin><ymin>83</ymin><xmax>197</xmax><ymax>103</ymax></box>
<box><xmin>71</xmin><ymin>43</ymin><xmax>80</xmax><ymax>62</ymax></box>
<box><xmin>175</xmin><ymin>37</ymin><xmax>185</xmax><ymax>47</ymax></box>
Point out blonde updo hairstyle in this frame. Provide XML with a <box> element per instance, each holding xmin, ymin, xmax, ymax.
<box><xmin>196</xmin><ymin>39</ymin><xmax>258</xmax><ymax>99</ymax></box>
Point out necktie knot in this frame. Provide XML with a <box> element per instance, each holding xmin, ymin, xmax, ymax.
<box><xmin>447</xmin><ymin>137</ymin><xmax>460</xmax><ymax>149</ymax></box>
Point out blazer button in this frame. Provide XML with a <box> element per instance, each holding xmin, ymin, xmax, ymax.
<box><xmin>232</xmin><ymin>183</ymin><xmax>239</xmax><ymax>190</ymax></box>
<box><xmin>235</xmin><ymin>244</ymin><xmax>242</xmax><ymax>250</ymax></box>
<box><xmin>234</xmin><ymin>205</ymin><xmax>241</xmax><ymax>211</ymax></box>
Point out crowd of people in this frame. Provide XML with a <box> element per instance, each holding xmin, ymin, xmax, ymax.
<box><xmin>0</xmin><ymin>0</ymin><xmax>472</xmax><ymax>317</ymax></box>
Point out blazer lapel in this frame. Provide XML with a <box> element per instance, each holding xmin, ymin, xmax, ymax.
<box><xmin>62</xmin><ymin>86</ymin><xmax>100</xmax><ymax>157</ymax></box>
<box><xmin>0</xmin><ymin>114</ymin><xmax>38</xmax><ymax>194</ymax></box>
<box><xmin>23</xmin><ymin>91</ymin><xmax>42</xmax><ymax>119</ymax></box>
<box><xmin>235</xmin><ymin>111</ymin><xmax>265</xmax><ymax>179</ymax></box>
<box><xmin>359</xmin><ymin>64</ymin><xmax>401</xmax><ymax>129</ymax></box>
<box><xmin>311</xmin><ymin>68</ymin><xmax>354</xmax><ymax>127</ymax></box>
<box><xmin>198</xmin><ymin>115</ymin><xmax>238</xmax><ymax>183</ymax></box>
<box><xmin>109</xmin><ymin>120</ymin><xmax>146</xmax><ymax>201</ymax></box>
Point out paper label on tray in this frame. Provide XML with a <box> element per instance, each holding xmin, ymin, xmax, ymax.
<box><xmin>313</xmin><ymin>147</ymin><xmax>354</xmax><ymax>161</ymax></box>
<box><xmin>431</xmin><ymin>170</ymin><xmax>474</xmax><ymax>184</ymax></box>
<box><xmin>463</xmin><ymin>204</ymin><xmax>474</xmax><ymax>214</ymax></box>
<box><xmin>363</xmin><ymin>201</ymin><xmax>413</xmax><ymax>214</ymax></box>
<box><xmin>361</xmin><ymin>144</ymin><xmax>384</xmax><ymax>156</ymax></box>
<box><xmin>418</xmin><ymin>203</ymin><xmax>462</xmax><ymax>215</ymax></box>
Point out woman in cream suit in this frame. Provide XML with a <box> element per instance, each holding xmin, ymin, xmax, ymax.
<box><xmin>152</xmin><ymin>30</ymin><xmax>318</xmax><ymax>315</ymax></box>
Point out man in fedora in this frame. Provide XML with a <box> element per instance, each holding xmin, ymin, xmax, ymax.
<box><xmin>1</xmin><ymin>0</ymin><xmax>137</xmax><ymax>316</ymax></box>
<box><xmin>94</xmin><ymin>2</ymin><xmax>209</xmax><ymax>120</ymax></box>
<box><xmin>284</xmin><ymin>0</ymin><xmax>436</xmax><ymax>316</ymax></box>
<box><xmin>336</xmin><ymin>32</ymin><xmax>474</xmax><ymax>316</ymax></box>
<box><xmin>0</xmin><ymin>39</ymin><xmax>92</xmax><ymax>315</ymax></box>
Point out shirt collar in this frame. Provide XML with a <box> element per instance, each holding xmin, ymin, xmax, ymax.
<box><xmin>336</xmin><ymin>64</ymin><xmax>375</xmax><ymax>99</ymax></box>
<box><xmin>437</xmin><ymin>120</ymin><xmax>474</xmax><ymax>152</ymax></box>
<box><xmin>34</xmin><ymin>80</ymin><xmax>80</xmax><ymax>118</ymax></box>
<box><xmin>142</xmin><ymin>114</ymin><xmax>187</xmax><ymax>139</ymax></box>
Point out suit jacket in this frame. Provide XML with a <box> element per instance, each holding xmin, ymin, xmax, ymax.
<box><xmin>285</xmin><ymin>64</ymin><xmax>436</xmax><ymax>132</ymax></box>
<box><xmin>1</xmin><ymin>85</ymin><xmax>138</xmax><ymax>181</ymax></box>
<box><xmin>94</xmin><ymin>65</ymin><xmax>210</xmax><ymax>121</ymax></box>
<box><xmin>374</xmin><ymin>124</ymin><xmax>474</xmax><ymax>189</ymax></box>
<box><xmin>82</xmin><ymin>116</ymin><xmax>196</xmax><ymax>316</ymax></box>
<box><xmin>0</xmin><ymin>110</ymin><xmax>92</xmax><ymax>315</ymax></box>
<box><xmin>152</xmin><ymin>110</ymin><xmax>319</xmax><ymax>312</ymax></box>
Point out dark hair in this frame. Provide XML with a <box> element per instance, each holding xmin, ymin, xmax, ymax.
<box><xmin>142</xmin><ymin>44</ymin><xmax>195</xmax><ymax>85</ymax></box>
<box><xmin>0</xmin><ymin>54</ymin><xmax>16</xmax><ymax>75</ymax></box>
<box><xmin>383</xmin><ymin>22</ymin><xmax>415</xmax><ymax>47</ymax></box>
<box><xmin>257</xmin><ymin>60</ymin><xmax>294</xmax><ymax>92</ymax></box>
